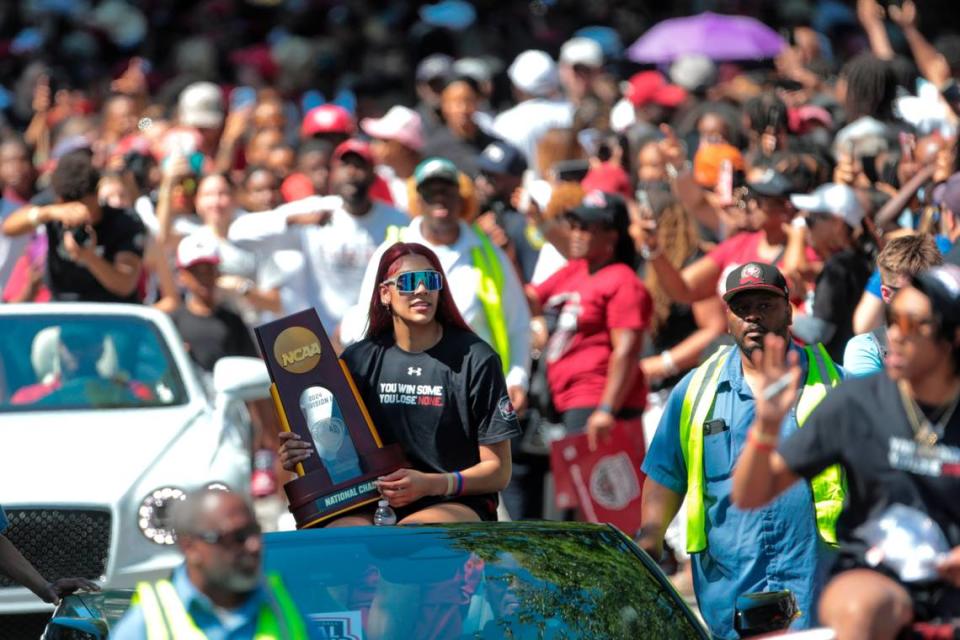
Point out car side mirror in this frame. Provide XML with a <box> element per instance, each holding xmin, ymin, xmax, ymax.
<box><xmin>212</xmin><ymin>356</ymin><xmax>271</xmax><ymax>401</ymax></box>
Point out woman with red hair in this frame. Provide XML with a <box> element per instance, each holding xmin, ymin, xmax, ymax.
<box><xmin>279</xmin><ymin>242</ymin><xmax>520</xmax><ymax>525</ymax></box>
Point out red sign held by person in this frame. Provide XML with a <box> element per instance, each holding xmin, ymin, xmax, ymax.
<box><xmin>550</xmin><ymin>424</ymin><xmax>645</xmax><ymax>534</ymax></box>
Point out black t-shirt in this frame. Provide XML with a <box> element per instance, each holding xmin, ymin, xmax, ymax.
<box><xmin>170</xmin><ymin>305</ymin><xmax>258</xmax><ymax>372</ymax></box>
<box><xmin>45</xmin><ymin>205</ymin><xmax>146</xmax><ymax>303</ymax></box>
<box><xmin>780</xmin><ymin>374</ymin><xmax>960</xmax><ymax>556</ymax></box>
<box><xmin>342</xmin><ymin>328</ymin><xmax>521</xmax><ymax>500</ymax></box>
<box><xmin>811</xmin><ymin>248</ymin><xmax>872</xmax><ymax>361</ymax></box>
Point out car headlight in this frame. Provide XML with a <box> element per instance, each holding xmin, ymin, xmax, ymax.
<box><xmin>138</xmin><ymin>487</ymin><xmax>186</xmax><ymax>545</ymax></box>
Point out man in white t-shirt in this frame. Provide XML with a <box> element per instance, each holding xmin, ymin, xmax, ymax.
<box><xmin>340</xmin><ymin>157</ymin><xmax>531</xmax><ymax>412</ymax></box>
<box><xmin>492</xmin><ymin>50</ymin><xmax>574</xmax><ymax>175</ymax></box>
<box><xmin>228</xmin><ymin>140</ymin><xmax>409</xmax><ymax>342</ymax></box>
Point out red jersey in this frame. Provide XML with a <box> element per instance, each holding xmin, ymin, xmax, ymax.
<box><xmin>534</xmin><ymin>260</ymin><xmax>651</xmax><ymax>413</ymax></box>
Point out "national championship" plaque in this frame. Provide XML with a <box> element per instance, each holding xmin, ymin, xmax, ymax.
<box><xmin>256</xmin><ymin>309</ymin><xmax>407</xmax><ymax>528</ymax></box>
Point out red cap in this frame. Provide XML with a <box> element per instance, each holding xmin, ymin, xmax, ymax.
<box><xmin>581</xmin><ymin>163</ymin><xmax>632</xmax><ymax>199</ymax></box>
<box><xmin>627</xmin><ymin>71</ymin><xmax>687</xmax><ymax>108</ymax></box>
<box><xmin>301</xmin><ymin>105</ymin><xmax>355</xmax><ymax>137</ymax></box>
<box><xmin>333</xmin><ymin>139</ymin><xmax>374</xmax><ymax>165</ymax></box>
<box><xmin>281</xmin><ymin>173</ymin><xmax>316</xmax><ymax>202</ymax></box>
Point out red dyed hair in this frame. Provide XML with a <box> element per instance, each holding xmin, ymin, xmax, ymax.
<box><xmin>365</xmin><ymin>242</ymin><xmax>473</xmax><ymax>340</ymax></box>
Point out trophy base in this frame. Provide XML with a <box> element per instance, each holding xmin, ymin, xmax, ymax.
<box><xmin>284</xmin><ymin>443</ymin><xmax>408</xmax><ymax>529</ymax></box>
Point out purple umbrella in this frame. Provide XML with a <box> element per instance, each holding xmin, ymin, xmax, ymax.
<box><xmin>627</xmin><ymin>12</ymin><xmax>787</xmax><ymax>63</ymax></box>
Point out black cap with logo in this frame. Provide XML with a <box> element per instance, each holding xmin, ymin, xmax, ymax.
<box><xmin>722</xmin><ymin>262</ymin><xmax>790</xmax><ymax>302</ymax></box>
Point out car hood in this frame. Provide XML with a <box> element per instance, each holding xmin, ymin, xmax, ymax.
<box><xmin>1</xmin><ymin>404</ymin><xmax>205</xmax><ymax>504</ymax></box>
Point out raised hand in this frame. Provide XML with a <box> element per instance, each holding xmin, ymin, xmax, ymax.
<box><xmin>888</xmin><ymin>0</ymin><xmax>916</xmax><ymax>29</ymax></box>
<box><xmin>750</xmin><ymin>333</ymin><xmax>802</xmax><ymax>434</ymax></box>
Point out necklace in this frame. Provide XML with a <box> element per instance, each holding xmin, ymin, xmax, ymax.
<box><xmin>897</xmin><ymin>380</ymin><xmax>960</xmax><ymax>448</ymax></box>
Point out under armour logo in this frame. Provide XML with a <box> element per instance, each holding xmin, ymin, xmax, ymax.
<box><xmin>408</xmin><ymin>367</ymin><xmax>422</xmax><ymax>376</ymax></box>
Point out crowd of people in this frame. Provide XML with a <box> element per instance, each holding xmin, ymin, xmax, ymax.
<box><xmin>2</xmin><ymin>0</ymin><xmax>960</xmax><ymax>637</ymax></box>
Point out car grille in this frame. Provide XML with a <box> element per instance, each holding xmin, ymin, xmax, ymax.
<box><xmin>0</xmin><ymin>509</ymin><xmax>111</xmax><ymax>588</ymax></box>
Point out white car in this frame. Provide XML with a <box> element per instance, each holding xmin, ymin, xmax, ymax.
<box><xmin>0</xmin><ymin>303</ymin><xmax>271</xmax><ymax>617</ymax></box>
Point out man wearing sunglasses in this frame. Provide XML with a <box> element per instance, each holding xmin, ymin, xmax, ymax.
<box><xmin>341</xmin><ymin>156</ymin><xmax>531</xmax><ymax>416</ymax></box>
<box><xmin>733</xmin><ymin>265</ymin><xmax>960</xmax><ymax>640</ymax></box>
<box><xmin>112</xmin><ymin>489</ymin><xmax>310</xmax><ymax>639</ymax></box>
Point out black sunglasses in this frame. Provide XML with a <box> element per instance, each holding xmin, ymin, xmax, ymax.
<box><xmin>193</xmin><ymin>523</ymin><xmax>262</xmax><ymax>548</ymax></box>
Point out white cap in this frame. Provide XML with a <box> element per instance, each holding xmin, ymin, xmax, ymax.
<box><xmin>559</xmin><ymin>37</ymin><xmax>603</xmax><ymax>68</ymax></box>
<box><xmin>508</xmin><ymin>50</ymin><xmax>559</xmax><ymax>97</ymax></box>
<box><xmin>790</xmin><ymin>183</ymin><xmax>864</xmax><ymax>228</ymax></box>
<box><xmin>177</xmin><ymin>233</ymin><xmax>221</xmax><ymax>269</ymax></box>
<box><xmin>178</xmin><ymin>82</ymin><xmax>224</xmax><ymax>129</ymax></box>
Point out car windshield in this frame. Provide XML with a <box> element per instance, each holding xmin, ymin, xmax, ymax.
<box><xmin>265</xmin><ymin>523</ymin><xmax>705</xmax><ymax>640</ymax></box>
<box><xmin>0</xmin><ymin>314</ymin><xmax>188</xmax><ymax>412</ymax></box>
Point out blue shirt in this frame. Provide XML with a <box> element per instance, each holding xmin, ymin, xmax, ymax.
<box><xmin>0</xmin><ymin>505</ymin><xmax>7</xmax><ymax>534</ymax></box>
<box><xmin>843</xmin><ymin>332</ymin><xmax>884</xmax><ymax>378</ymax></box>
<box><xmin>111</xmin><ymin>566</ymin><xmax>278</xmax><ymax>640</ymax></box>
<box><xmin>642</xmin><ymin>345</ymin><xmax>836</xmax><ymax>640</ymax></box>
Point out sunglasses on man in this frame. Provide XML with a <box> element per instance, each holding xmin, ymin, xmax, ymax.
<box><xmin>194</xmin><ymin>523</ymin><xmax>262</xmax><ymax>548</ymax></box>
<box><xmin>885</xmin><ymin>306</ymin><xmax>935</xmax><ymax>337</ymax></box>
<box><xmin>382</xmin><ymin>270</ymin><xmax>443</xmax><ymax>294</ymax></box>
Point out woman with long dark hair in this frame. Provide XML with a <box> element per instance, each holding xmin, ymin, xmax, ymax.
<box><xmin>279</xmin><ymin>242</ymin><xmax>520</xmax><ymax>525</ymax></box>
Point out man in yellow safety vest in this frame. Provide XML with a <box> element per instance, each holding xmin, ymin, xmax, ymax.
<box><xmin>637</xmin><ymin>262</ymin><xmax>845</xmax><ymax>639</ymax></box>
<box><xmin>111</xmin><ymin>489</ymin><xmax>309</xmax><ymax>640</ymax></box>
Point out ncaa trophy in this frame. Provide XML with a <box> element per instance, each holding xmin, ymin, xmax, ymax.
<box><xmin>255</xmin><ymin>309</ymin><xmax>406</xmax><ymax>528</ymax></box>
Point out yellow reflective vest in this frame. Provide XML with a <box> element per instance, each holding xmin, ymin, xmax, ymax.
<box><xmin>678</xmin><ymin>343</ymin><xmax>845</xmax><ymax>553</ymax></box>
<box><xmin>133</xmin><ymin>572</ymin><xmax>307</xmax><ymax>640</ymax></box>
<box><xmin>385</xmin><ymin>224</ymin><xmax>510</xmax><ymax>375</ymax></box>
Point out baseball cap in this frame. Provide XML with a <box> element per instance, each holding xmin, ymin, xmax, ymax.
<box><xmin>693</xmin><ymin>143</ymin><xmax>745</xmax><ymax>189</ymax></box>
<box><xmin>722</xmin><ymin>262</ymin><xmax>789</xmax><ymax>303</ymax></box>
<box><xmin>177</xmin><ymin>233</ymin><xmax>220</xmax><ymax>269</ymax></box>
<box><xmin>416</xmin><ymin>54</ymin><xmax>454</xmax><ymax>84</ymax></box>
<box><xmin>333</xmin><ymin>139</ymin><xmax>374</xmax><ymax>165</ymax></box>
<box><xmin>747</xmin><ymin>169</ymin><xmax>793</xmax><ymax>198</ymax></box>
<box><xmin>477</xmin><ymin>141</ymin><xmax>527</xmax><ymax>177</ymax></box>
<box><xmin>178</xmin><ymin>82</ymin><xmax>224</xmax><ymax>129</ymax></box>
<box><xmin>301</xmin><ymin>104</ymin><xmax>355</xmax><ymax>138</ymax></box>
<box><xmin>911</xmin><ymin>264</ymin><xmax>960</xmax><ymax>327</ymax></box>
<box><xmin>568</xmin><ymin>190</ymin><xmax>629</xmax><ymax>227</ymax></box>
<box><xmin>414</xmin><ymin>157</ymin><xmax>460</xmax><ymax>188</ymax></box>
<box><xmin>790</xmin><ymin>183</ymin><xmax>864</xmax><ymax>227</ymax></box>
<box><xmin>452</xmin><ymin>57</ymin><xmax>493</xmax><ymax>85</ymax></box>
<box><xmin>937</xmin><ymin>172</ymin><xmax>960</xmax><ymax>215</ymax></box>
<box><xmin>581</xmin><ymin>164</ymin><xmax>632</xmax><ymax>199</ymax></box>
<box><xmin>560</xmin><ymin>37</ymin><xmax>603</xmax><ymax>68</ymax></box>
<box><xmin>626</xmin><ymin>71</ymin><xmax>687</xmax><ymax>109</ymax></box>
<box><xmin>360</xmin><ymin>106</ymin><xmax>425</xmax><ymax>152</ymax></box>
<box><xmin>508</xmin><ymin>50</ymin><xmax>559</xmax><ymax>97</ymax></box>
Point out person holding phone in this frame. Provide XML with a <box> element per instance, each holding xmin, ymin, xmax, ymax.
<box><xmin>279</xmin><ymin>243</ymin><xmax>520</xmax><ymax>525</ymax></box>
<box><xmin>638</xmin><ymin>262</ymin><xmax>844</xmax><ymax>639</ymax></box>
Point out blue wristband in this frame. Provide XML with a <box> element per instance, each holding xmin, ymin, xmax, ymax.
<box><xmin>454</xmin><ymin>471</ymin><xmax>464</xmax><ymax>497</ymax></box>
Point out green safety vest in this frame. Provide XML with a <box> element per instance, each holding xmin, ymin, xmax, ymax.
<box><xmin>133</xmin><ymin>572</ymin><xmax>308</xmax><ymax>640</ymax></box>
<box><xmin>385</xmin><ymin>224</ymin><xmax>510</xmax><ymax>375</ymax></box>
<box><xmin>678</xmin><ymin>343</ymin><xmax>845</xmax><ymax>554</ymax></box>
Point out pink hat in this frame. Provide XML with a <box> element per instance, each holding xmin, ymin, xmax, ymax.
<box><xmin>360</xmin><ymin>106</ymin><xmax>424</xmax><ymax>152</ymax></box>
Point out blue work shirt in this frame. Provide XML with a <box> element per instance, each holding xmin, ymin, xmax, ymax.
<box><xmin>110</xmin><ymin>565</ymin><xmax>312</xmax><ymax>640</ymax></box>
<box><xmin>642</xmin><ymin>345</ymin><xmax>837</xmax><ymax>640</ymax></box>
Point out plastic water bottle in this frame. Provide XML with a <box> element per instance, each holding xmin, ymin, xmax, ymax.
<box><xmin>373</xmin><ymin>499</ymin><xmax>397</xmax><ymax>526</ymax></box>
